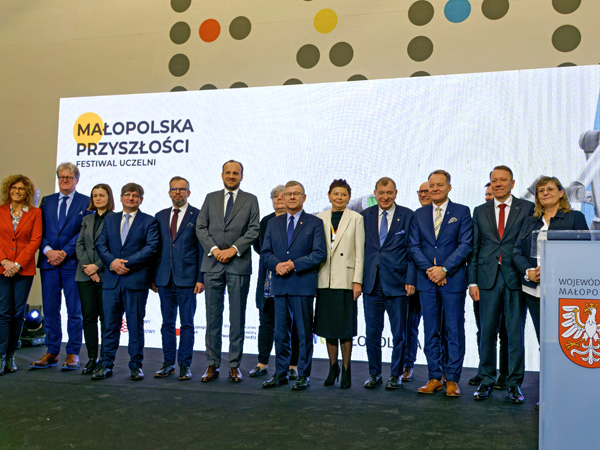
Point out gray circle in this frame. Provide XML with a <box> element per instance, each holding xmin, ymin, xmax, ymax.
<box><xmin>171</xmin><ymin>0</ymin><xmax>191</xmax><ymax>13</ymax></box>
<box><xmin>171</xmin><ymin>86</ymin><xmax>187</xmax><ymax>92</ymax></box>
<box><xmin>169</xmin><ymin>54</ymin><xmax>190</xmax><ymax>77</ymax></box>
<box><xmin>229</xmin><ymin>16</ymin><xmax>252</xmax><ymax>40</ymax></box>
<box><xmin>297</xmin><ymin>44</ymin><xmax>320</xmax><ymax>69</ymax></box>
<box><xmin>482</xmin><ymin>0</ymin><xmax>509</xmax><ymax>20</ymax></box>
<box><xmin>348</xmin><ymin>74</ymin><xmax>368</xmax><ymax>81</ymax></box>
<box><xmin>283</xmin><ymin>78</ymin><xmax>303</xmax><ymax>85</ymax></box>
<box><xmin>408</xmin><ymin>1</ymin><xmax>434</xmax><ymax>26</ymax></box>
<box><xmin>407</xmin><ymin>36</ymin><xmax>433</xmax><ymax>62</ymax></box>
<box><xmin>230</xmin><ymin>82</ymin><xmax>248</xmax><ymax>89</ymax></box>
<box><xmin>552</xmin><ymin>0</ymin><xmax>581</xmax><ymax>14</ymax></box>
<box><xmin>329</xmin><ymin>42</ymin><xmax>354</xmax><ymax>67</ymax></box>
<box><xmin>200</xmin><ymin>84</ymin><xmax>217</xmax><ymax>90</ymax></box>
<box><xmin>558</xmin><ymin>62</ymin><xmax>577</xmax><ymax>67</ymax></box>
<box><xmin>411</xmin><ymin>71</ymin><xmax>431</xmax><ymax>77</ymax></box>
<box><xmin>552</xmin><ymin>25</ymin><xmax>581</xmax><ymax>52</ymax></box>
<box><xmin>170</xmin><ymin>22</ymin><xmax>191</xmax><ymax>45</ymax></box>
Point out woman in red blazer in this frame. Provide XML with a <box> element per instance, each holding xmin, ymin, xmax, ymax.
<box><xmin>0</xmin><ymin>174</ymin><xmax>42</xmax><ymax>375</ymax></box>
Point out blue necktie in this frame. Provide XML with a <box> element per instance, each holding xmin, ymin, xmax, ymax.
<box><xmin>224</xmin><ymin>192</ymin><xmax>233</xmax><ymax>223</ymax></box>
<box><xmin>379</xmin><ymin>210</ymin><xmax>388</xmax><ymax>247</ymax></box>
<box><xmin>58</xmin><ymin>196</ymin><xmax>68</xmax><ymax>229</ymax></box>
<box><xmin>121</xmin><ymin>213</ymin><xmax>131</xmax><ymax>245</ymax></box>
<box><xmin>287</xmin><ymin>215</ymin><xmax>295</xmax><ymax>245</ymax></box>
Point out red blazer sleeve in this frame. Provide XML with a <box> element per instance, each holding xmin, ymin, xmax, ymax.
<box><xmin>16</xmin><ymin>207</ymin><xmax>43</xmax><ymax>275</ymax></box>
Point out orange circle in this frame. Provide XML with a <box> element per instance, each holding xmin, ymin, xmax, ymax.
<box><xmin>199</xmin><ymin>19</ymin><xmax>220</xmax><ymax>42</ymax></box>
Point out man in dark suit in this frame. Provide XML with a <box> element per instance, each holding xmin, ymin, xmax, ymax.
<box><xmin>32</xmin><ymin>163</ymin><xmax>89</xmax><ymax>371</ymax></box>
<box><xmin>361</xmin><ymin>177</ymin><xmax>416</xmax><ymax>390</ymax></box>
<box><xmin>196</xmin><ymin>160</ymin><xmax>260</xmax><ymax>383</ymax></box>
<box><xmin>468</xmin><ymin>166</ymin><xmax>534</xmax><ymax>403</ymax></box>
<box><xmin>261</xmin><ymin>181</ymin><xmax>326</xmax><ymax>390</ymax></box>
<box><xmin>92</xmin><ymin>183</ymin><xmax>159</xmax><ymax>381</ymax></box>
<box><xmin>409</xmin><ymin>170</ymin><xmax>472</xmax><ymax>397</ymax></box>
<box><xmin>152</xmin><ymin>177</ymin><xmax>204</xmax><ymax>381</ymax></box>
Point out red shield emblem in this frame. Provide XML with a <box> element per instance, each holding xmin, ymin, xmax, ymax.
<box><xmin>559</xmin><ymin>298</ymin><xmax>600</xmax><ymax>368</ymax></box>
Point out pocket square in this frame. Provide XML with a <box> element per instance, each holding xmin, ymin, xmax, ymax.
<box><xmin>448</xmin><ymin>217</ymin><xmax>457</xmax><ymax>223</ymax></box>
<box><xmin>395</xmin><ymin>230</ymin><xmax>405</xmax><ymax>235</ymax></box>
<box><xmin>78</xmin><ymin>211</ymin><xmax>83</xmax><ymax>215</ymax></box>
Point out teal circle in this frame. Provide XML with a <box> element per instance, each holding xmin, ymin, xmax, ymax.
<box><xmin>444</xmin><ymin>0</ymin><xmax>471</xmax><ymax>23</ymax></box>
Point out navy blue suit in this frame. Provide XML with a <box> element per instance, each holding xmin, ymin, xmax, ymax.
<box><xmin>361</xmin><ymin>204</ymin><xmax>416</xmax><ymax>377</ymax></box>
<box><xmin>409</xmin><ymin>200</ymin><xmax>472</xmax><ymax>382</ymax></box>
<box><xmin>37</xmin><ymin>191</ymin><xmax>89</xmax><ymax>355</ymax></box>
<box><xmin>154</xmin><ymin>205</ymin><xmax>203</xmax><ymax>367</ymax></box>
<box><xmin>261</xmin><ymin>210</ymin><xmax>326</xmax><ymax>377</ymax></box>
<box><xmin>96</xmin><ymin>210</ymin><xmax>159</xmax><ymax>370</ymax></box>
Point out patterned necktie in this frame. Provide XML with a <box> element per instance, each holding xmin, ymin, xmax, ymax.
<box><xmin>287</xmin><ymin>215</ymin><xmax>295</xmax><ymax>245</ymax></box>
<box><xmin>434</xmin><ymin>206</ymin><xmax>442</xmax><ymax>239</ymax></box>
<box><xmin>498</xmin><ymin>203</ymin><xmax>507</xmax><ymax>262</ymax></box>
<box><xmin>224</xmin><ymin>192</ymin><xmax>233</xmax><ymax>223</ymax></box>
<box><xmin>170</xmin><ymin>208</ymin><xmax>180</xmax><ymax>240</ymax></box>
<box><xmin>379</xmin><ymin>210</ymin><xmax>388</xmax><ymax>247</ymax></box>
<box><xmin>121</xmin><ymin>213</ymin><xmax>131</xmax><ymax>245</ymax></box>
<box><xmin>58</xmin><ymin>196</ymin><xmax>68</xmax><ymax>229</ymax></box>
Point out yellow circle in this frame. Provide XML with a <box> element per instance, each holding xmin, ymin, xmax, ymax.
<box><xmin>314</xmin><ymin>9</ymin><xmax>338</xmax><ymax>34</ymax></box>
<box><xmin>73</xmin><ymin>112</ymin><xmax>104</xmax><ymax>145</ymax></box>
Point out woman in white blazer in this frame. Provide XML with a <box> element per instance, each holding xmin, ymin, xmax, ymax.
<box><xmin>315</xmin><ymin>179</ymin><xmax>365</xmax><ymax>388</ymax></box>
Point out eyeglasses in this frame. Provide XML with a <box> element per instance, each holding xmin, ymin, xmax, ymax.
<box><xmin>170</xmin><ymin>188</ymin><xmax>188</xmax><ymax>193</ymax></box>
<box><xmin>10</xmin><ymin>186</ymin><xmax>26</xmax><ymax>192</ymax></box>
<box><xmin>58</xmin><ymin>176</ymin><xmax>75</xmax><ymax>181</ymax></box>
<box><xmin>538</xmin><ymin>186</ymin><xmax>559</xmax><ymax>194</ymax></box>
<box><xmin>417</xmin><ymin>190</ymin><xmax>429</xmax><ymax>195</ymax></box>
<box><xmin>284</xmin><ymin>192</ymin><xmax>304</xmax><ymax>197</ymax></box>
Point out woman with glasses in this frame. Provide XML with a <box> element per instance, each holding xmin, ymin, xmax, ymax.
<box><xmin>0</xmin><ymin>175</ymin><xmax>42</xmax><ymax>375</ymax></box>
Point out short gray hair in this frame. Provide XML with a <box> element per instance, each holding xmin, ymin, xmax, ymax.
<box><xmin>56</xmin><ymin>162</ymin><xmax>80</xmax><ymax>180</ymax></box>
<box><xmin>270</xmin><ymin>185</ymin><xmax>285</xmax><ymax>199</ymax></box>
<box><xmin>285</xmin><ymin>180</ymin><xmax>305</xmax><ymax>193</ymax></box>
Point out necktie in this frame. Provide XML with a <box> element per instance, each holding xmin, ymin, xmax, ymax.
<box><xmin>58</xmin><ymin>196</ymin><xmax>67</xmax><ymax>229</ymax></box>
<box><xmin>170</xmin><ymin>208</ymin><xmax>180</xmax><ymax>240</ymax></box>
<box><xmin>287</xmin><ymin>215</ymin><xmax>295</xmax><ymax>245</ymax></box>
<box><xmin>121</xmin><ymin>213</ymin><xmax>131</xmax><ymax>245</ymax></box>
<box><xmin>379</xmin><ymin>210</ymin><xmax>388</xmax><ymax>247</ymax></box>
<box><xmin>224</xmin><ymin>192</ymin><xmax>233</xmax><ymax>223</ymax></box>
<box><xmin>434</xmin><ymin>206</ymin><xmax>442</xmax><ymax>239</ymax></box>
<box><xmin>498</xmin><ymin>203</ymin><xmax>506</xmax><ymax>262</ymax></box>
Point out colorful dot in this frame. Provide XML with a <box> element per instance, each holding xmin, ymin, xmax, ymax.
<box><xmin>199</xmin><ymin>19</ymin><xmax>221</xmax><ymax>43</ymax></box>
<box><xmin>408</xmin><ymin>1</ymin><xmax>434</xmax><ymax>26</ymax></box>
<box><xmin>482</xmin><ymin>0</ymin><xmax>509</xmax><ymax>20</ymax></box>
<box><xmin>407</xmin><ymin>36</ymin><xmax>433</xmax><ymax>62</ymax></box>
<box><xmin>552</xmin><ymin>25</ymin><xmax>581</xmax><ymax>52</ymax></box>
<box><xmin>314</xmin><ymin>9</ymin><xmax>338</xmax><ymax>34</ymax></box>
<box><xmin>296</xmin><ymin>44</ymin><xmax>320</xmax><ymax>69</ymax></box>
<box><xmin>329</xmin><ymin>42</ymin><xmax>353</xmax><ymax>67</ymax></box>
<box><xmin>169</xmin><ymin>54</ymin><xmax>190</xmax><ymax>77</ymax></box>
<box><xmin>170</xmin><ymin>22</ymin><xmax>191</xmax><ymax>45</ymax></box>
<box><xmin>230</xmin><ymin>16</ymin><xmax>252</xmax><ymax>40</ymax></box>
<box><xmin>444</xmin><ymin>0</ymin><xmax>471</xmax><ymax>24</ymax></box>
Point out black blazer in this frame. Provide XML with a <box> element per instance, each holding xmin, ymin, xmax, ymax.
<box><xmin>253</xmin><ymin>212</ymin><xmax>276</xmax><ymax>310</ymax></box>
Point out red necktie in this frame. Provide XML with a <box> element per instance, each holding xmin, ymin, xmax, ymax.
<box><xmin>498</xmin><ymin>204</ymin><xmax>506</xmax><ymax>262</ymax></box>
<box><xmin>170</xmin><ymin>208</ymin><xmax>180</xmax><ymax>240</ymax></box>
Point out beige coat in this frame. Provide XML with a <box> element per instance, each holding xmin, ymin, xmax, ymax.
<box><xmin>317</xmin><ymin>208</ymin><xmax>365</xmax><ymax>289</ymax></box>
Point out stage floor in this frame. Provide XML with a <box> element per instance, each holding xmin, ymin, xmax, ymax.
<box><xmin>0</xmin><ymin>345</ymin><xmax>539</xmax><ymax>449</ymax></box>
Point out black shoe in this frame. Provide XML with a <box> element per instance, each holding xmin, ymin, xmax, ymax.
<box><xmin>473</xmin><ymin>384</ymin><xmax>493</xmax><ymax>400</ymax></box>
<box><xmin>468</xmin><ymin>374</ymin><xmax>482</xmax><ymax>386</ymax></box>
<box><xmin>82</xmin><ymin>359</ymin><xmax>98</xmax><ymax>375</ymax></box>
<box><xmin>385</xmin><ymin>375</ymin><xmax>402</xmax><ymax>390</ymax></box>
<box><xmin>494</xmin><ymin>375</ymin><xmax>508</xmax><ymax>390</ymax></box>
<box><xmin>292</xmin><ymin>376</ymin><xmax>310</xmax><ymax>391</ymax></box>
<box><xmin>262</xmin><ymin>374</ymin><xmax>289</xmax><ymax>388</ymax></box>
<box><xmin>340</xmin><ymin>363</ymin><xmax>351</xmax><ymax>389</ymax></box>
<box><xmin>364</xmin><ymin>374</ymin><xmax>383</xmax><ymax>389</ymax></box>
<box><xmin>5</xmin><ymin>353</ymin><xmax>17</xmax><ymax>373</ymax></box>
<box><xmin>179</xmin><ymin>365</ymin><xmax>192</xmax><ymax>381</ymax></box>
<box><xmin>535</xmin><ymin>402</ymin><xmax>539</xmax><ymax>410</ymax></box>
<box><xmin>130</xmin><ymin>367</ymin><xmax>144</xmax><ymax>381</ymax></box>
<box><xmin>508</xmin><ymin>386</ymin><xmax>525</xmax><ymax>404</ymax></box>
<box><xmin>91</xmin><ymin>365</ymin><xmax>113</xmax><ymax>380</ymax></box>
<box><xmin>154</xmin><ymin>363</ymin><xmax>176</xmax><ymax>378</ymax></box>
<box><xmin>324</xmin><ymin>362</ymin><xmax>340</xmax><ymax>386</ymax></box>
<box><xmin>249</xmin><ymin>366</ymin><xmax>268</xmax><ymax>378</ymax></box>
<box><xmin>288</xmin><ymin>368</ymin><xmax>299</xmax><ymax>381</ymax></box>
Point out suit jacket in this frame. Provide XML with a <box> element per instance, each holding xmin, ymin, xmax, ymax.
<box><xmin>409</xmin><ymin>200</ymin><xmax>473</xmax><ymax>293</ymax></box>
<box><xmin>196</xmin><ymin>189</ymin><xmax>260</xmax><ymax>275</ymax></box>
<box><xmin>513</xmin><ymin>210</ymin><xmax>589</xmax><ymax>289</ymax></box>
<box><xmin>0</xmin><ymin>204</ymin><xmax>43</xmax><ymax>276</ymax></box>
<box><xmin>37</xmin><ymin>191</ymin><xmax>90</xmax><ymax>270</ymax></box>
<box><xmin>317</xmin><ymin>208</ymin><xmax>365</xmax><ymax>290</ymax></box>
<box><xmin>154</xmin><ymin>204</ymin><xmax>204</xmax><ymax>287</ymax></box>
<box><xmin>96</xmin><ymin>210</ymin><xmax>160</xmax><ymax>290</ymax></box>
<box><xmin>75</xmin><ymin>211</ymin><xmax>114</xmax><ymax>282</ymax></box>
<box><xmin>261</xmin><ymin>210</ymin><xmax>327</xmax><ymax>296</ymax></box>
<box><xmin>361</xmin><ymin>204</ymin><xmax>416</xmax><ymax>297</ymax></box>
<box><xmin>467</xmin><ymin>196</ymin><xmax>534</xmax><ymax>291</ymax></box>
<box><xmin>253</xmin><ymin>212</ymin><xmax>276</xmax><ymax>309</ymax></box>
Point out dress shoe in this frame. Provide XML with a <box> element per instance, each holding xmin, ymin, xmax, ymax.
<box><xmin>130</xmin><ymin>367</ymin><xmax>144</xmax><ymax>381</ymax></box>
<box><xmin>535</xmin><ymin>402</ymin><xmax>539</xmax><ymax>410</ymax></box>
<box><xmin>494</xmin><ymin>375</ymin><xmax>508</xmax><ymax>390</ymax></box>
<box><xmin>324</xmin><ymin>362</ymin><xmax>340</xmax><ymax>386</ymax></box>
<box><xmin>249</xmin><ymin>366</ymin><xmax>268</xmax><ymax>378</ymax></box>
<box><xmin>363</xmin><ymin>374</ymin><xmax>383</xmax><ymax>389</ymax></box>
<box><xmin>62</xmin><ymin>354</ymin><xmax>80</xmax><ymax>371</ymax></box>
<box><xmin>385</xmin><ymin>376</ymin><xmax>402</xmax><ymax>390</ymax></box>
<box><xmin>401</xmin><ymin>367</ymin><xmax>413</xmax><ymax>382</ymax></box>
<box><xmin>154</xmin><ymin>363</ymin><xmax>176</xmax><ymax>378</ymax></box>
<box><xmin>340</xmin><ymin>364</ymin><xmax>351</xmax><ymax>389</ymax></box>
<box><xmin>292</xmin><ymin>376</ymin><xmax>310</xmax><ymax>390</ymax></box>
<box><xmin>30</xmin><ymin>353</ymin><xmax>59</xmax><ymax>369</ymax></box>
<box><xmin>468</xmin><ymin>374</ymin><xmax>482</xmax><ymax>386</ymax></box>
<box><xmin>179</xmin><ymin>365</ymin><xmax>193</xmax><ymax>381</ymax></box>
<box><xmin>446</xmin><ymin>381</ymin><xmax>461</xmax><ymax>397</ymax></box>
<box><xmin>0</xmin><ymin>355</ymin><xmax>5</xmax><ymax>375</ymax></box>
<box><xmin>473</xmin><ymin>384</ymin><xmax>493</xmax><ymax>400</ymax></box>
<box><xmin>200</xmin><ymin>365</ymin><xmax>219</xmax><ymax>382</ymax></box>
<box><xmin>288</xmin><ymin>368</ymin><xmax>299</xmax><ymax>381</ymax></box>
<box><xmin>262</xmin><ymin>374</ymin><xmax>289</xmax><ymax>388</ymax></box>
<box><xmin>508</xmin><ymin>386</ymin><xmax>525</xmax><ymax>404</ymax></box>
<box><xmin>5</xmin><ymin>353</ymin><xmax>17</xmax><ymax>373</ymax></box>
<box><xmin>417</xmin><ymin>379</ymin><xmax>444</xmax><ymax>394</ymax></box>
<box><xmin>82</xmin><ymin>359</ymin><xmax>99</xmax><ymax>375</ymax></box>
<box><xmin>229</xmin><ymin>367</ymin><xmax>243</xmax><ymax>382</ymax></box>
<box><xmin>91</xmin><ymin>365</ymin><xmax>113</xmax><ymax>380</ymax></box>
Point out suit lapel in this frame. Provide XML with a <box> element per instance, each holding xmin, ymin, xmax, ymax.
<box><xmin>484</xmin><ymin>201</ymin><xmax>500</xmax><ymax>240</ymax></box>
<box><xmin>216</xmin><ymin>191</ymin><xmax>225</xmax><ymax>225</ymax></box>
<box><xmin>331</xmin><ymin>209</ymin><xmax>350</xmax><ymax>253</ymax></box>
<box><xmin>48</xmin><ymin>193</ymin><xmax>60</xmax><ymax>231</ymax></box>
<box><xmin>14</xmin><ymin>207</ymin><xmax>32</xmax><ymax>236</ymax></box>
<box><xmin>174</xmin><ymin>207</ymin><xmax>194</xmax><ymax>242</ymax></box>
<box><xmin>227</xmin><ymin>190</ymin><xmax>246</xmax><ymax>225</ymax></box>
<box><xmin>382</xmin><ymin>205</ymin><xmax>401</xmax><ymax>247</ymax></box>
<box><xmin>288</xmin><ymin>211</ymin><xmax>306</xmax><ymax>248</ymax></box>
<box><xmin>424</xmin><ymin>204</ymin><xmax>435</xmax><ymax>240</ymax></box>
<box><xmin>61</xmin><ymin>192</ymin><xmax>81</xmax><ymax>232</ymax></box>
<box><xmin>436</xmin><ymin>201</ymin><xmax>452</xmax><ymax>241</ymax></box>
<box><xmin>504</xmin><ymin>196</ymin><xmax>520</xmax><ymax>235</ymax></box>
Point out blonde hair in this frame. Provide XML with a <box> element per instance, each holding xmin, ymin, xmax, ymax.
<box><xmin>533</xmin><ymin>176</ymin><xmax>571</xmax><ymax>218</ymax></box>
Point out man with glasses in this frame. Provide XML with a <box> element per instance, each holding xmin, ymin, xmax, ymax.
<box><xmin>32</xmin><ymin>163</ymin><xmax>90</xmax><ymax>371</ymax></box>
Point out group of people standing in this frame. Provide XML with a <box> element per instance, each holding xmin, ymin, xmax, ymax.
<box><xmin>0</xmin><ymin>161</ymin><xmax>587</xmax><ymax>407</ymax></box>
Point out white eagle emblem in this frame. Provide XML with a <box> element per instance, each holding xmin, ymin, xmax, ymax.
<box><xmin>561</xmin><ymin>302</ymin><xmax>600</xmax><ymax>366</ymax></box>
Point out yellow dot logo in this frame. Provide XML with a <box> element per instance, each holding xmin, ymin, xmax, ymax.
<box><xmin>73</xmin><ymin>112</ymin><xmax>104</xmax><ymax>145</ymax></box>
<box><xmin>314</xmin><ymin>9</ymin><xmax>338</xmax><ymax>34</ymax></box>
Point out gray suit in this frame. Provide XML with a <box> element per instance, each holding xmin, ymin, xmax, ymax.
<box><xmin>75</xmin><ymin>213</ymin><xmax>111</xmax><ymax>282</ymax></box>
<box><xmin>196</xmin><ymin>189</ymin><xmax>260</xmax><ymax>368</ymax></box>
